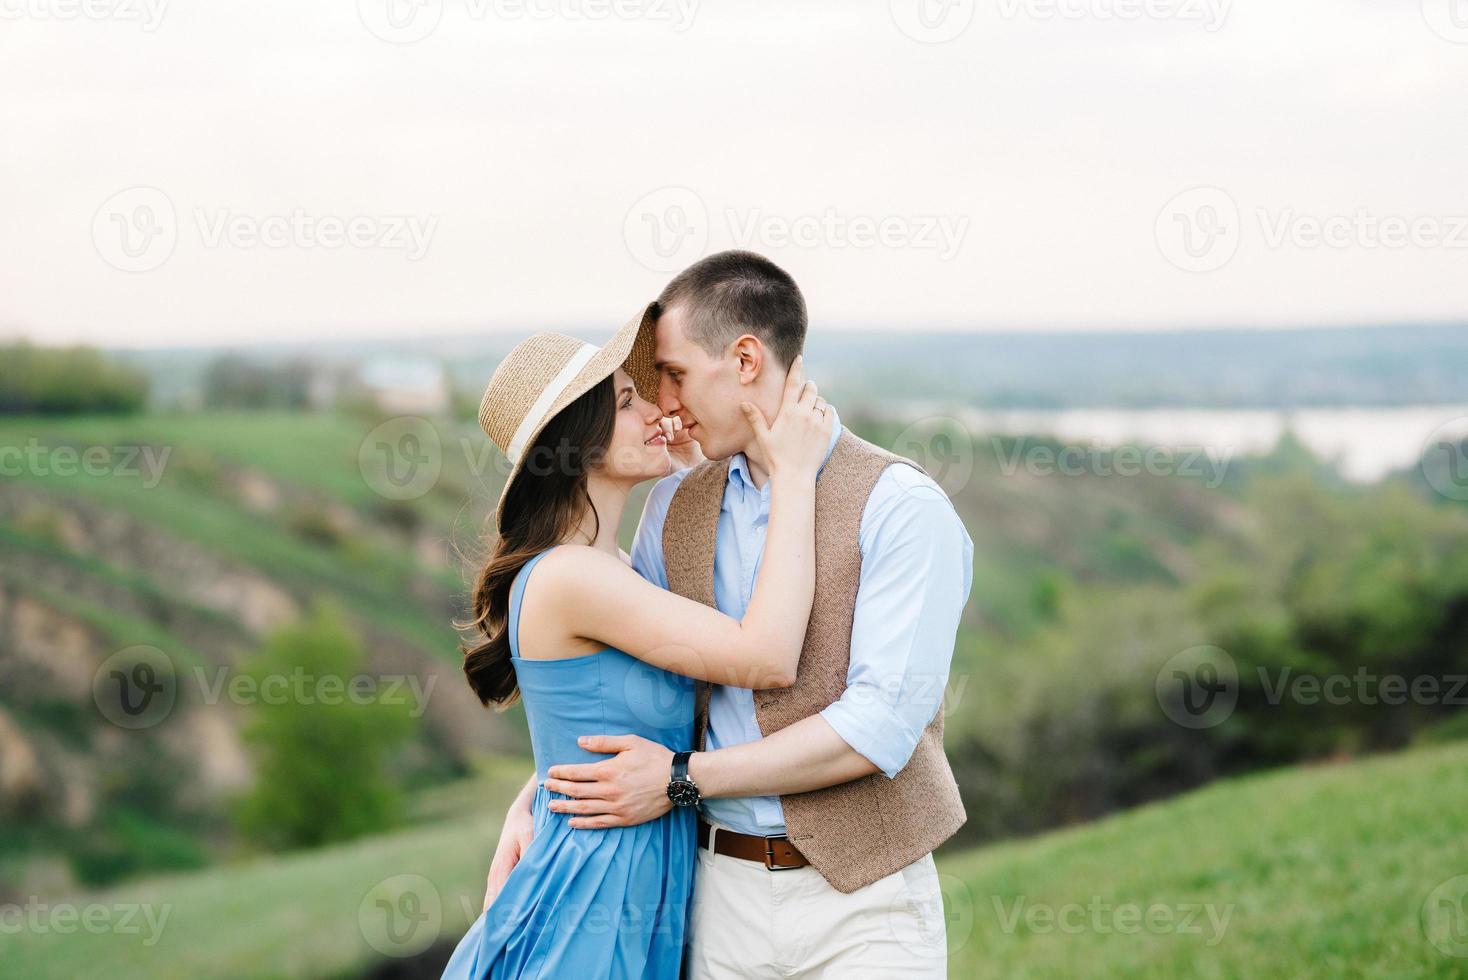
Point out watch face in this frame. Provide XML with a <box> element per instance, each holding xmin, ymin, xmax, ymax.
<box><xmin>667</xmin><ymin>781</ymin><xmax>700</xmax><ymax>807</ymax></box>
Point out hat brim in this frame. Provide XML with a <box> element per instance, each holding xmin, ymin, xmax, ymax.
<box><xmin>494</xmin><ymin>302</ymin><xmax>660</xmax><ymax>532</ymax></box>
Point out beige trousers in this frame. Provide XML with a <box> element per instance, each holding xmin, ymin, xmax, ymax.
<box><xmin>684</xmin><ymin>818</ymin><xmax>949</xmax><ymax>978</ymax></box>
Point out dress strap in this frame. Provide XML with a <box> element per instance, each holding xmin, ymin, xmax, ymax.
<box><xmin>507</xmin><ymin>546</ymin><xmax>560</xmax><ymax>659</ymax></box>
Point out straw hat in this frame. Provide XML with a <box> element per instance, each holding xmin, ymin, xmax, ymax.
<box><xmin>479</xmin><ymin>302</ymin><xmax>660</xmax><ymax>531</ymax></box>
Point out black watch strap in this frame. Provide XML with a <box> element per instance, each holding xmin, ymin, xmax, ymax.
<box><xmin>671</xmin><ymin>750</ymin><xmax>693</xmax><ymax>781</ymax></box>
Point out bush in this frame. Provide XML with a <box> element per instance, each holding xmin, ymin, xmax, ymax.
<box><xmin>0</xmin><ymin>342</ymin><xmax>148</xmax><ymax>415</ymax></box>
<box><xmin>234</xmin><ymin>603</ymin><xmax>412</xmax><ymax>850</ymax></box>
<box><xmin>202</xmin><ymin>355</ymin><xmax>314</xmax><ymax>410</ymax></box>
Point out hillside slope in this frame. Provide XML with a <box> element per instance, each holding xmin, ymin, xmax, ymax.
<box><xmin>4</xmin><ymin>743</ymin><xmax>1465</xmax><ymax>978</ymax></box>
<box><xmin>942</xmin><ymin>740</ymin><xmax>1468</xmax><ymax>978</ymax></box>
<box><xmin>0</xmin><ymin>412</ymin><xmax>524</xmax><ymax>887</ymax></box>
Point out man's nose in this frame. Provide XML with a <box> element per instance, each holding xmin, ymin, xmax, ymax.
<box><xmin>657</xmin><ymin>377</ymin><xmax>681</xmax><ymax>416</ymax></box>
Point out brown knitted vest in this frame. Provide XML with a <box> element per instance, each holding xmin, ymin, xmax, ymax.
<box><xmin>662</xmin><ymin>428</ymin><xmax>967</xmax><ymax>894</ymax></box>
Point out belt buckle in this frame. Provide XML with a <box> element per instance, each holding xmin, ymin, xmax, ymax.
<box><xmin>763</xmin><ymin>834</ymin><xmax>799</xmax><ymax>872</ymax></box>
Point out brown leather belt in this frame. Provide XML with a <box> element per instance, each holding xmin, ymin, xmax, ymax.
<box><xmin>697</xmin><ymin>819</ymin><xmax>809</xmax><ymax>871</ymax></box>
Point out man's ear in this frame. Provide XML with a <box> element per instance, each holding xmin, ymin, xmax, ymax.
<box><xmin>731</xmin><ymin>334</ymin><xmax>764</xmax><ymax>386</ymax></box>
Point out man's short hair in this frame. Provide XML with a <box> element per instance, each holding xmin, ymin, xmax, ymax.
<box><xmin>655</xmin><ymin>250</ymin><xmax>807</xmax><ymax>369</ymax></box>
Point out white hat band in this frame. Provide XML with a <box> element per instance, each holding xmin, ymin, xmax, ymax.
<box><xmin>505</xmin><ymin>342</ymin><xmax>599</xmax><ymax>465</ymax></box>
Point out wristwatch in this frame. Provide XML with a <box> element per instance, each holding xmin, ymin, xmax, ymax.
<box><xmin>666</xmin><ymin>750</ymin><xmax>702</xmax><ymax>807</ymax></box>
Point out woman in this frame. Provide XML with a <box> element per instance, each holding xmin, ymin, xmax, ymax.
<box><xmin>441</xmin><ymin>311</ymin><xmax>831</xmax><ymax>979</ymax></box>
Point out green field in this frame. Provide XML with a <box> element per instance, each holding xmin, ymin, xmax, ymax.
<box><xmin>5</xmin><ymin>743</ymin><xmax>1466</xmax><ymax>979</ymax></box>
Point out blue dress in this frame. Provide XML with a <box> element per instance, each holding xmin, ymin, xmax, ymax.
<box><xmin>441</xmin><ymin>546</ymin><xmax>697</xmax><ymax>979</ymax></box>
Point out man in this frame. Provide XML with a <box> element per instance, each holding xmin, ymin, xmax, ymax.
<box><xmin>486</xmin><ymin>250</ymin><xmax>973</xmax><ymax>977</ymax></box>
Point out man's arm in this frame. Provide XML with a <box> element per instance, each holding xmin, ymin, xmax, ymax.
<box><xmin>544</xmin><ymin>465</ymin><xmax>974</xmax><ymax>828</ymax></box>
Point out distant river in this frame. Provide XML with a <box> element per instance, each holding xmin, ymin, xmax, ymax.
<box><xmin>900</xmin><ymin>404</ymin><xmax>1468</xmax><ymax>484</ymax></box>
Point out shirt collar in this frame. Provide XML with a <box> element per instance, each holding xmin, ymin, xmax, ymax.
<box><xmin>728</xmin><ymin>406</ymin><xmax>842</xmax><ymax>493</ymax></box>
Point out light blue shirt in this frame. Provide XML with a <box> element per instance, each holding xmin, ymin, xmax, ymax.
<box><xmin>631</xmin><ymin>409</ymin><xmax>974</xmax><ymax>837</ymax></box>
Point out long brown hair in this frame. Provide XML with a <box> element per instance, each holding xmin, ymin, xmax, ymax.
<box><xmin>460</xmin><ymin>376</ymin><xmax>616</xmax><ymax>709</ymax></box>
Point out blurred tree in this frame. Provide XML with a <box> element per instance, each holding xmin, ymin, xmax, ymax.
<box><xmin>235</xmin><ymin>603</ymin><xmax>411</xmax><ymax>850</ymax></box>
<box><xmin>0</xmin><ymin>342</ymin><xmax>148</xmax><ymax>415</ymax></box>
<box><xmin>202</xmin><ymin>355</ymin><xmax>314</xmax><ymax>410</ymax></box>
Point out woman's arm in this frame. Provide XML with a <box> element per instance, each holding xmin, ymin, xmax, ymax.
<box><xmin>539</xmin><ymin>358</ymin><xmax>830</xmax><ymax>689</ymax></box>
<box><xmin>481</xmin><ymin>772</ymin><xmax>537</xmax><ymax>911</ymax></box>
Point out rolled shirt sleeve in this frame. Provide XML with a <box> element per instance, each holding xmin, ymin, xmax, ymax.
<box><xmin>818</xmin><ymin>464</ymin><xmax>974</xmax><ymax>779</ymax></box>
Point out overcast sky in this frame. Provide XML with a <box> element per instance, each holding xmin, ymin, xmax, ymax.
<box><xmin>2</xmin><ymin>0</ymin><xmax>1465</xmax><ymax>347</ymax></box>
